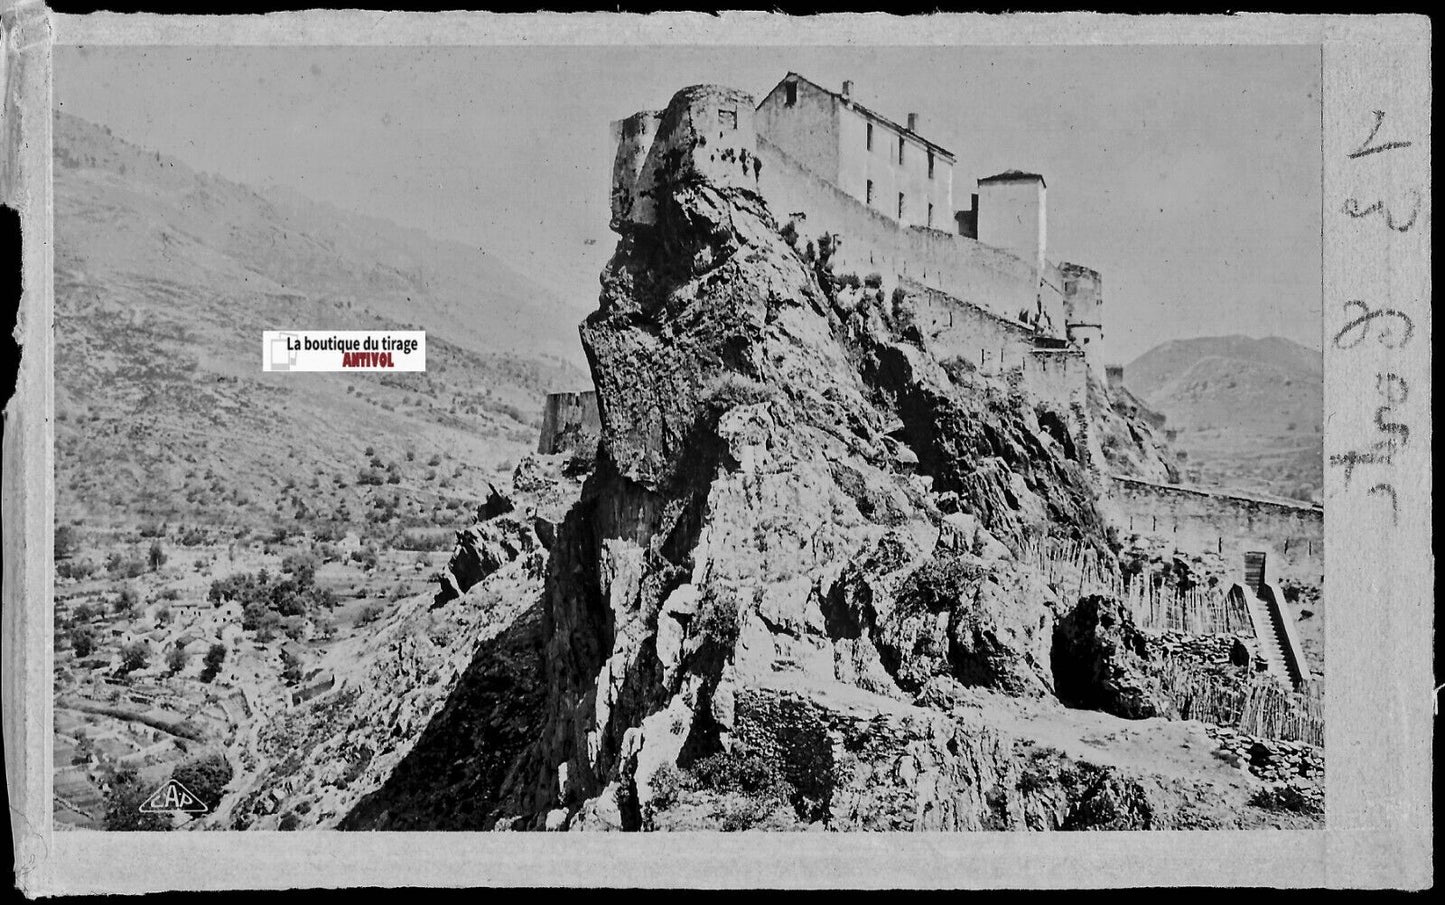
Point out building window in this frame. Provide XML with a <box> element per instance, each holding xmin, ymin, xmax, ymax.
<box><xmin>784</xmin><ymin>81</ymin><xmax>797</xmax><ymax>106</ymax></box>
<box><xmin>898</xmin><ymin>136</ymin><xmax>905</xmax><ymax>165</ymax></box>
<box><xmin>927</xmin><ymin>203</ymin><xmax>934</xmax><ymax>228</ymax></box>
<box><xmin>898</xmin><ymin>193</ymin><xmax>905</xmax><ymax>219</ymax></box>
<box><xmin>928</xmin><ymin>151</ymin><xmax>935</xmax><ymax>179</ymax></box>
<box><xmin>866</xmin><ymin>180</ymin><xmax>874</xmax><ymax>205</ymax></box>
<box><xmin>866</xmin><ymin>122</ymin><xmax>873</xmax><ymax>151</ymax></box>
<box><xmin>719</xmin><ymin>109</ymin><xmax>737</xmax><ymax>130</ymax></box>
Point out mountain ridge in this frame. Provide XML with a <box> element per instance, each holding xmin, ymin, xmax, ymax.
<box><xmin>1124</xmin><ymin>334</ymin><xmax>1322</xmax><ymax>501</ymax></box>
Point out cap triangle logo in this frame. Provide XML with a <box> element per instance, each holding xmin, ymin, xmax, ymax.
<box><xmin>139</xmin><ymin>778</ymin><xmax>209</xmax><ymax>814</ymax></box>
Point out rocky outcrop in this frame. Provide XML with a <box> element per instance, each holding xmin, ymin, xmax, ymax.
<box><xmin>497</xmin><ymin>84</ymin><xmax>1149</xmax><ymax>830</ymax></box>
<box><xmin>359</xmin><ymin>83</ymin><xmax>1320</xmax><ymax>833</ymax></box>
<box><xmin>1087</xmin><ymin>375</ymin><xmax>1181</xmax><ymax>484</ymax></box>
<box><xmin>434</xmin><ymin>456</ymin><xmax>586</xmax><ymax>606</ymax></box>
<box><xmin>434</xmin><ymin>516</ymin><xmax>538</xmax><ymax>606</ymax></box>
<box><xmin>1051</xmin><ymin>595</ymin><xmax>1163</xmax><ymax>719</ymax></box>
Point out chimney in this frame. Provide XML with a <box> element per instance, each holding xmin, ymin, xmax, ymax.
<box><xmin>841</xmin><ymin>80</ymin><xmax>853</xmax><ymax>99</ymax></box>
<box><xmin>907</xmin><ymin>112</ymin><xmax>919</xmax><ymax>133</ymax></box>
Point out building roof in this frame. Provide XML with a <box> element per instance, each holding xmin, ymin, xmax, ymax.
<box><xmin>764</xmin><ymin>73</ymin><xmax>957</xmax><ymax>163</ymax></box>
<box><xmin>979</xmin><ymin>170</ymin><xmax>1047</xmax><ymax>188</ymax></box>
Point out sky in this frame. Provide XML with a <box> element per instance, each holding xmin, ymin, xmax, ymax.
<box><xmin>54</xmin><ymin>44</ymin><xmax>1323</xmax><ymax>365</ymax></box>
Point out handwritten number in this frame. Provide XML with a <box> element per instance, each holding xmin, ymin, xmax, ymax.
<box><xmin>1342</xmin><ymin>189</ymin><xmax>1422</xmax><ymax>232</ymax></box>
<box><xmin>1367</xmin><ymin>483</ymin><xmax>1399</xmax><ymax>525</ymax></box>
<box><xmin>1330</xmin><ymin>372</ymin><xmax>1411</xmax><ymax>488</ymax></box>
<box><xmin>1336</xmin><ymin>111</ymin><xmax>1418</xmax><ymax>526</ymax></box>
<box><xmin>1377</xmin><ymin>373</ymin><xmax>1408</xmax><ymax>406</ymax></box>
<box><xmin>1333</xmin><ymin>300</ymin><xmax>1414</xmax><ymax>350</ymax></box>
<box><xmin>1349</xmin><ymin>110</ymin><xmax>1413</xmax><ymax>159</ymax></box>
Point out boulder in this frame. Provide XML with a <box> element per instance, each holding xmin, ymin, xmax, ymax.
<box><xmin>433</xmin><ymin>517</ymin><xmax>536</xmax><ymax>606</ymax></box>
<box><xmin>1051</xmin><ymin>594</ymin><xmax>1163</xmax><ymax>719</ymax></box>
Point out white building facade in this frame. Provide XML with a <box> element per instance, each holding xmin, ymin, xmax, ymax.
<box><xmin>756</xmin><ymin>74</ymin><xmax>955</xmax><ymax>231</ymax></box>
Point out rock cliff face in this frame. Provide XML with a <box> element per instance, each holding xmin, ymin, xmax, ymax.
<box><xmin>476</xmin><ymin>85</ymin><xmax>1223</xmax><ymax>832</ymax></box>
<box><xmin>333</xmin><ymin>86</ymin><xmax>1315</xmax><ymax>833</ymax></box>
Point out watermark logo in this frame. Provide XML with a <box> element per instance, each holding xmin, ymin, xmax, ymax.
<box><xmin>262</xmin><ymin>330</ymin><xmax>426</xmax><ymax>372</ymax></box>
<box><xmin>139</xmin><ymin>778</ymin><xmax>209</xmax><ymax>815</ymax></box>
<box><xmin>268</xmin><ymin>331</ymin><xmax>300</xmax><ymax>372</ymax></box>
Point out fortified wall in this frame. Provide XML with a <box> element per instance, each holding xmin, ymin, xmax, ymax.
<box><xmin>611</xmin><ymin>85</ymin><xmax>1079</xmax><ymax>339</ymax></box>
<box><xmin>1106</xmin><ymin>476</ymin><xmax>1324</xmax><ymax>583</ymax></box>
<box><xmin>609</xmin><ymin>85</ymin><xmax>1089</xmax><ymax>418</ymax></box>
<box><xmin>756</xmin><ymin>135</ymin><xmax>1057</xmax><ymax>328</ymax></box>
<box><xmin>904</xmin><ymin>280</ymin><xmax>1088</xmax><ymax>414</ymax></box>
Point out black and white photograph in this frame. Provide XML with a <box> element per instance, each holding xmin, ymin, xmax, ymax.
<box><xmin>45</xmin><ymin>39</ymin><xmax>1332</xmax><ymax>834</ymax></box>
<box><xmin>1</xmin><ymin>7</ymin><xmax>1431</xmax><ymax>894</ymax></box>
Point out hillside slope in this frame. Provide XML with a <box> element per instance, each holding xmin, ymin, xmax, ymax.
<box><xmin>54</xmin><ymin>111</ymin><xmax>589</xmax><ymax>536</ymax></box>
<box><xmin>1124</xmin><ymin>335</ymin><xmax>1322</xmax><ymax>501</ymax></box>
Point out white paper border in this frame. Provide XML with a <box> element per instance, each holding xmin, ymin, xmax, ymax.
<box><xmin>3</xmin><ymin>8</ymin><xmax>1432</xmax><ymax>894</ymax></box>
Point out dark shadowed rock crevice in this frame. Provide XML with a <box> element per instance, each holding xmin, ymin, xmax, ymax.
<box><xmin>1051</xmin><ymin>594</ymin><xmax>1164</xmax><ymax>720</ymax></box>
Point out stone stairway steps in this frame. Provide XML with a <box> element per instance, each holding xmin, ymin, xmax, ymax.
<box><xmin>1242</xmin><ymin>591</ymin><xmax>1292</xmax><ymax>683</ymax></box>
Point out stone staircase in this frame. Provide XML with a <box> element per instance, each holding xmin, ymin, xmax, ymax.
<box><xmin>1241</xmin><ymin>591</ymin><xmax>1292</xmax><ymax>683</ymax></box>
<box><xmin>1237</xmin><ymin>551</ymin><xmax>1308</xmax><ymax>688</ymax></box>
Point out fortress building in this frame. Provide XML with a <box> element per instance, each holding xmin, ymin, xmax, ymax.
<box><xmin>756</xmin><ymin>75</ymin><xmax>956</xmax><ymax>231</ymax></box>
<box><xmin>586</xmin><ymin>76</ymin><xmax>1325</xmax><ymax>589</ymax></box>
<box><xmin>608</xmin><ymin>74</ymin><xmax>1115</xmax><ymax>412</ymax></box>
<box><xmin>976</xmin><ymin>170</ymin><xmax>1046</xmax><ymax>277</ymax></box>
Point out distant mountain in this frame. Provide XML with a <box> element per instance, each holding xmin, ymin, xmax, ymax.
<box><xmin>1123</xmin><ymin>335</ymin><xmax>1323</xmax><ymax>502</ymax></box>
<box><xmin>53</xmin><ymin>112</ymin><xmax>590</xmax><ymax>532</ymax></box>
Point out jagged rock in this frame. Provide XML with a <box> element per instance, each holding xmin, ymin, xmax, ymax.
<box><xmin>479</xmin><ymin>483</ymin><xmax>515</xmax><ymax>521</ymax></box>
<box><xmin>432</xmin><ymin>455</ymin><xmax>584</xmax><ymax>606</ymax></box>
<box><xmin>1051</xmin><ymin>595</ymin><xmax>1162</xmax><ymax>719</ymax></box>
<box><xmin>353</xmin><ymin>84</ymin><xmax>1278</xmax><ymax>834</ymax></box>
<box><xmin>512</xmin><ymin>83</ymin><xmax>1129</xmax><ymax>828</ymax></box>
<box><xmin>433</xmin><ymin>516</ymin><xmax>536</xmax><ymax>606</ymax></box>
<box><xmin>871</xmin><ymin>553</ymin><xmax>1058</xmax><ymax>698</ymax></box>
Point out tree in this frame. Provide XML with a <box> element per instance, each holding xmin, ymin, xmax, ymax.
<box><xmin>102</xmin><ymin>765</ymin><xmax>170</xmax><ymax>831</ymax></box>
<box><xmin>155</xmin><ymin>606</ymin><xmax>173</xmax><ymax>626</ymax></box>
<box><xmin>280</xmin><ymin>647</ymin><xmax>304</xmax><ymax>685</ymax></box>
<box><xmin>280</xmin><ymin>551</ymin><xmax>318</xmax><ymax>586</ymax></box>
<box><xmin>280</xmin><ymin>615</ymin><xmax>307</xmax><ymax>641</ymax></box>
<box><xmin>200</xmin><ymin>644</ymin><xmax>227</xmax><ymax>683</ymax></box>
<box><xmin>69</xmin><ymin>624</ymin><xmax>98</xmax><ymax>658</ymax></box>
<box><xmin>241</xmin><ymin>600</ymin><xmax>270</xmax><ymax>632</ymax></box>
<box><xmin>254</xmin><ymin>610</ymin><xmax>281</xmax><ymax>643</ymax></box>
<box><xmin>148</xmin><ymin>541</ymin><xmax>168</xmax><ymax>572</ymax></box>
<box><xmin>119</xmin><ymin>641</ymin><xmax>150</xmax><ymax>674</ymax></box>
<box><xmin>170</xmin><ymin>751</ymin><xmax>233</xmax><ymax>812</ymax></box>
<box><xmin>166</xmin><ymin>645</ymin><xmax>189</xmax><ymax>676</ymax></box>
<box><xmin>355</xmin><ymin>602</ymin><xmax>385</xmax><ymax>627</ymax></box>
<box><xmin>55</xmin><ymin>524</ymin><xmax>78</xmax><ymax>560</ymax></box>
<box><xmin>114</xmin><ymin>586</ymin><xmax>139</xmax><ymax>616</ymax></box>
<box><xmin>71</xmin><ymin>602</ymin><xmax>95</xmax><ymax>623</ymax></box>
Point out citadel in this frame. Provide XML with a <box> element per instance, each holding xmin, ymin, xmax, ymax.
<box><xmin>611</xmin><ymin>75</ymin><xmax>1105</xmax><ymax>408</ymax></box>
<box><xmin>554</xmin><ymin>74</ymin><xmax>1324</xmax><ymax>688</ymax></box>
